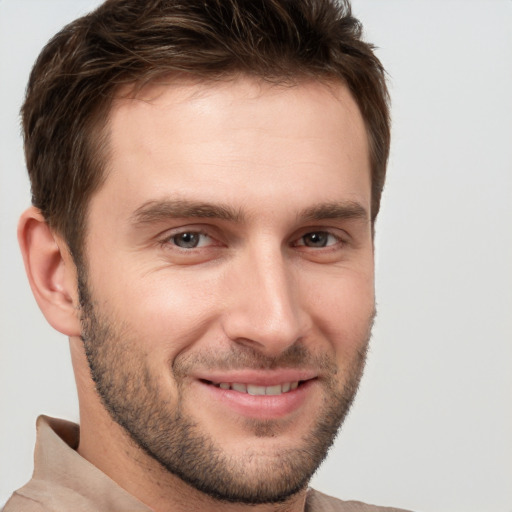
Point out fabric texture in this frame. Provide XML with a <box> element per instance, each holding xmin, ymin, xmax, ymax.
<box><xmin>4</xmin><ymin>416</ymin><xmax>412</xmax><ymax>512</ymax></box>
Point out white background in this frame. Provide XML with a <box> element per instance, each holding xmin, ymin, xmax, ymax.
<box><xmin>1</xmin><ymin>1</ymin><xmax>511</xmax><ymax>511</ymax></box>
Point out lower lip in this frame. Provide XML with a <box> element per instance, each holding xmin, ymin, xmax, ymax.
<box><xmin>197</xmin><ymin>379</ymin><xmax>316</xmax><ymax>420</ymax></box>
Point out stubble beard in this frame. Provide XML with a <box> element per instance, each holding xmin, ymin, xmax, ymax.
<box><xmin>78</xmin><ymin>273</ymin><xmax>372</xmax><ymax>505</ymax></box>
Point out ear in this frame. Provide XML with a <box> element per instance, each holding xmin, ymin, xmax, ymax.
<box><xmin>18</xmin><ymin>207</ymin><xmax>81</xmax><ymax>337</ymax></box>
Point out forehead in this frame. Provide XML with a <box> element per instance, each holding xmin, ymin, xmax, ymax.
<box><xmin>94</xmin><ymin>77</ymin><xmax>370</xmax><ymax>220</ymax></box>
<box><xmin>111</xmin><ymin>77</ymin><xmax>367</xmax><ymax>151</ymax></box>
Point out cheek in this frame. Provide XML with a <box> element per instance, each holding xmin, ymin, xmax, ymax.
<box><xmin>90</xmin><ymin>264</ymin><xmax>225</xmax><ymax>356</ymax></box>
<box><xmin>305</xmin><ymin>269</ymin><xmax>375</xmax><ymax>354</ymax></box>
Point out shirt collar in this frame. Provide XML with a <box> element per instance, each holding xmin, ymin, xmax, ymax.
<box><xmin>32</xmin><ymin>415</ymin><xmax>153</xmax><ymax>511</ymax></box>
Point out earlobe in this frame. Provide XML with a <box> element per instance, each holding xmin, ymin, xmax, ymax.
<box><xmin>18</xmin><ymin>207</ymin><xmax>81</xmax><ymax>337</ymax></box>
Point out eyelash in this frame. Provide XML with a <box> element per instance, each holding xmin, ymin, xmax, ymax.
<box><xmin>294</xmin><ymin>231</ymin><xmax>343</xmax><ymax>249</ymax></box>
<box><xmin>160</xmin><ymin>230</ymin><xmax>214</xmax><ymax>250</ymax></box>
<box><xmin>159</xmin><ymin>228</ymin><xmax>346</xmax><ymax>251</ymax></box>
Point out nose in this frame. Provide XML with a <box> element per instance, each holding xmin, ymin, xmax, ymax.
<box><xmin>221</xmin><ymin>244</ymin><xmax>311</xmax><ymax>357</ymax></box>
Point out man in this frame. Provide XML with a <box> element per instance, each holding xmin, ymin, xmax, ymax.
<box><xmin>4</xmin><ymin>0</ymin><xmax>409</xmax><ymax>511</ymax></box>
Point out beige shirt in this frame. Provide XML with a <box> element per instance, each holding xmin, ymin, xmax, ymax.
<box><xmin>4</xmin><ymin>416</ymin><xmax>411</xmax><ymax>512</ymax></box>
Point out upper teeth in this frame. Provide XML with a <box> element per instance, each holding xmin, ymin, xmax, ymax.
<box><xmin>215</xmin><ymin>381</ymin><xmax>299</xmax><ymax>395</ymax></box>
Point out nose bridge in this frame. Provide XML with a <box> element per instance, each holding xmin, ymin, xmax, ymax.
<box><xmin>223</xmin><ymin>240</ymin><xmax>307</xmax><ymax>354</ymax></box>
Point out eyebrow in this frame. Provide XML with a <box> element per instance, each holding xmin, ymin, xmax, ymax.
<box><xmin>131</xmin><ymin>198</ymin><xmax>369</xmax><ymax>226</ymax></box>
<box><xmin>299</xmin><ymin>201</ymin><xmax>369</xmax><ymax>223</ymax></box>
<box><xmin>132</xmin><ymin>199</ymin><xmax>244</xmax><ymax>225</ymax></box>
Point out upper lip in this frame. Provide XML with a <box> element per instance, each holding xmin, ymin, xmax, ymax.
<box><xmin>193</xmin><ymin>369</ymin><xmax>318</xmax><ymax>386</ymax></box>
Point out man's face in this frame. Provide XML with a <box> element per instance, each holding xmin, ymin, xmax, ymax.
<box><xmin>79</xmin><ymin>78</ymin><xmax>375</xmax><ymax>503</ymax></box>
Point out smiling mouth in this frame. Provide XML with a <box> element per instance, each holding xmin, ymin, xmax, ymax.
<box><xmin>201</xmin><ymin>380</ymin><xmax>311</xmax><ymax>396</ymax></box>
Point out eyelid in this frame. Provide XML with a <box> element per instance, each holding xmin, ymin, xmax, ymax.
<box><xmin>155</xmin><ymin>224</ymin><xmax>351</xmax><ymax>251</ymax></box>
<box><xmin>158</xmin><ymin>226</ymin><xmax>219</xmax><ymax>249</ymax></box>
<box><xmin>292</xmin><ymin>227</ymin><xmax>348</xmax><ymax>248</ymax></box>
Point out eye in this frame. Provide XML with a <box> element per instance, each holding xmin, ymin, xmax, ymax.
<box><xmin>297</xmin><ymin>231</ymin><xmax>339</xmax><ymax>248</ymax></box>
<box><xmin>168</xmin><ymin>231</ymin><xmax>211</xmax><ymax>249</ymax></box>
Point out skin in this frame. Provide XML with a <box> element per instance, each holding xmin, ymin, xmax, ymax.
<box><xmin>19</xmin><ymin>77</ymin><xmax>375</xmax><ymax>512</ymax></box>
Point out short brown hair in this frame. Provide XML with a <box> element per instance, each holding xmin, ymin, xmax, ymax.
<box><xmin>22</xmin><ymin>0</ymin><xmax>390</xmax><ymax>262</ymax></box>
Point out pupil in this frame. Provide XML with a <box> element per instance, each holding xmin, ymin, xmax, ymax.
<box><xmin>305</xmin><ymin>232</ymin><xmax>327</xmax><ymax>247</ymax></box>
<box><xmin>176</xmin><ymin>232</ymin><xmax>198</xmax><ymax>248</ymax></box>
